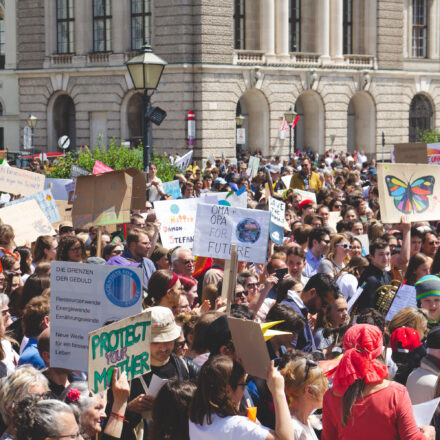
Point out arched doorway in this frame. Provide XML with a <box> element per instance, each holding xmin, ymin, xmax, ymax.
<box><xmin>409</xmin><ymin>94</ymin><xmax>434</xmax><ymax>142</ymax></box>
<box><xmin>294</xmin><ymin>91</ymin><xmax>324</xmax><ymax>154</ymax></box>
<box><xmin>347</xmin><ymin>92</ymin><xmax>376</xmax><ymax>156</ymax></box>
<box><xmin>52</xmin><ymin>94</ymin><xmax>76</xmax><ymax>149</ymax></box>
<box><xmin>236</xmin><ymin>88</ymin><xmax>270</xmax><ymax>156</ymax></box>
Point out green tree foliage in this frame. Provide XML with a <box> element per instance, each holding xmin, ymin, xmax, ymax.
<box><xmin>417</xmin><ymin>128</ymin><xmax>440</xmax><ymax>144</ymax></box>
<box><xmin>47</xmin><ymin>138</ymin><xmax>180</xmax><ymax>182</ymax></box>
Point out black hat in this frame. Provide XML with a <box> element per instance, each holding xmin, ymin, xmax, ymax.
<box><xmin>206</xmin><ymin>315</ymin><xmax>231</xmax><ymax>355</ymax></box>
<box><xmin>426</xmin><ymin>327</ymin><xmax>440</xmax><ymax>349</ymax></box>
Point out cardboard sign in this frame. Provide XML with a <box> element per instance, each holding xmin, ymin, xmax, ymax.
<box><xmin>427</xmin><ymin>143</ymin><xmax>440</xmax><ymax>164</ymax></box>
<box><xmin>201</xmin><ymin>191</ymin><xmax>247</xmax><ymax>208</ymax></box>
<box><xmin>93</xmin><ymin>160</ymin><xmax>114</xmax><ymax>175</ymax></box>
<box><xmin>70</xmin><ymin>165</ymin><xmax>90</xmax><ymax>178</ymax></box>
<box><xmin>88</xmin><ymin>310</ymin><xmax>152</xmax><ymax>393</ymax></box>
<box><xmin>385</xmin><ymin>284</ymin><xmax>417</xmax><ymax>321</ymax></box>
<box><xmin>124</xmin><ymin>168</ymin><xmax>147</xmax><ymax>211</ymax></box>
<box><xmin>377</xmin><ymin>163</ymin><xmax>440</xmax><ymax>224</ymax></box>
<box><xmin>154</xmin><ymin>197</ymin><xmax>215</xmax><ymax>249</ymax></box>
<box><xmin>0</xmin><ymin>166</ymin><xmax>45</xmax><ymax>196</ymax></box>
<box><xmin>162</xmin><ymin>180</ymin><xmax>182</xmax><ymax>200</ymax></box>
<box><xmin>50</xmin><ymin>261</ymin><xmax>143</xmax><ymax>371</ymax></box>
<box><xmin>394</xmin><ymin>143</ymin><xmax>428</xmax><ymax>164</ymax></box>
<box><xmin>6</xmin><ymin>189</ymin><xmax>60</xmax><ymax>224</ymax></box>
<box><xmin>227</xmin><ymin>317</ymin><xmax>271</xmax><ymax>379</ymax></box>
<box><xmin>0</xmin><ymin>199</ymin><xmax>55</xmax><ymax>246</ymax></box>
<box><xmin>54</xmin><ymin>200</ymin><xmax>72</xmax><ymax>227</ymax></box>
<box><xmin>269</xmin><ymin>196</ymin><xmax>285</xmax><ymax>245</ymax></box>
<box><xmin>192</xmin><ymin>203</ymin><xmax>270</xmax><ymax>263</ymax></box>
<box><xmin>175</xmin><ymin>150</ymin><xmax>193</xmax><ymax>171</ymax></box>
<box><xmin>45</xmin><ymin>178</ymin><xmax>74</xmax><ymax>201</ymax></box>
<box><xmin>72</xmin><ymin>170</ymin><xmax>133</xmax><ymax>228</ymax></box>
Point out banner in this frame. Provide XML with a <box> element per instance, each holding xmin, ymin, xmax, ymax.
<box><xmin>0</xmin><ymin>166</ymin><xmax>45</xmax><ymax>196</ymax></box>
<box><xmin>93</xmin><ymin>160</ymin><xmax>114</xmax><ymax>175</ymax></box>
<box><xmin>88</xmin><ymin>310</ymin><xmax>151</xmax><ymax>393</ymax></box>
<box><xmin>200</xmin><ymin>191</ymin><xmax>247</xmax><ymax>208</ymax></box>
<box><xmin>192</xmin><ymin>203</ymin><xmax>270</xmax><ymax>263</ymax></box>
<box><xmin>428</xmin><ymin>143</ymin><xmax>440</xmax><ymax>164</ymax></box>
<box><xmin>162</xmin><ymin>180</ymin><xmax>182</xmax><ymax>199</ymax></box>
<box><xmin>269</xmin><ymin>196</ymin><xmax>285</xmax><ymax>245</ymax></box>
<box><xmin>6</xmin><ymin>188</ymin><xmax>60</xmax><ymax>224</ymax></box>
<box><xmin>377</xmin><ymin>163</ymin><xmax>440</xmax><ymax>223</ymax></box>
<box><xmin>0</xmin><ymin>199</ymin><xmax>55</xmax><ymax>246</ymax></box>
<box><xmin>175</xmin><ymin>150</ymin><xmax>193</xmax><ymax>171</ymax></box>
<box><xmin>50</xmin><ymin>261</ymin><xmax>143</xmax><ymax>371</ymax></box>
<box><xmin>154</xmin><ymin>197</ymin><xmax>215</xmax><ymax>249</ymax></box>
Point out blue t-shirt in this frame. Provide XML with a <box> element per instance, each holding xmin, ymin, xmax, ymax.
<box><xmin>18</xmin><ymin>338</ymin><xmax>45</xmax><ymax>370</ymax></box>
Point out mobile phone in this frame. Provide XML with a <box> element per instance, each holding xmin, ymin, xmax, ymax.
<box><xmin>275</xmin><ymin>268</ymin><xmax>288</xmax><ymax>283</ymax></box>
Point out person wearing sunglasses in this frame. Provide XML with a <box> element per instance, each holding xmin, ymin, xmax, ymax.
<box><xmin>56</xmin><ymin>236</ymin><xmax>85</xmax><ymax>263</ymax></box>
<box><xmin>317</xmin><ymin>234</ymin><xmax>351</xmax><ymax>279</ymax></box>
<box><xmin>102</xmin><ymin>243</ymin><xmax>123</xmax><ymax>262</ymax></box>
<box><xmin>304</xmin><ymin>228</ymin><xmax>331</xmax><ymax>278</ymax></box>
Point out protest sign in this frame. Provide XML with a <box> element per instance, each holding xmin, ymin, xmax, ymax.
<box><xmin>70</xmin><ymin>165</ymin><xmax>90</xmax><ymax>178</ymax></box>
<box><xmin>154</xmin><ymin>197</ymin><xmax>215</xmax><ymax>249</ymax></box>
<box><xmin>247</xmin><ymin>156</ymin><xmax>260</xmax><ymax>178</ymax></box>
<box><xmin>281</xmin><ymin>175</ymin><xmax>292</xmax><ymax>189</ymax></box>
<box><xmin>269</xmin><ymin>196</ymin><xmax>285</xmax><ymax>245</ymax></box>
<box><xmin>0</xmin><ymin>166</ymin><xmax>45</xmax><ymax>196</ymax></box>
<box><xmin>88</xmin><ymin>310</ymin><xmax>151</xmax><ymax>393</ymax></box>
<box><xmin>50</xmin><ymin>261</ymin><xmax>143</xmax><ymax>371</ymax></box>
<box><xmin>357</xmin><ymin>234</ymin><xmax>370</xmax><ymax>256</ymax></box>
<box><xmin>124</xmin><ymin>168</ymin><xmax>147</xmax><ymax>210</ymax></box>
<box><xmin>293</xmin><ymin>188</ymin><xmax>317</xmax><ymax>203</ymax></box>
<box><xmin>45</xmin><ymin>178</ymin><xmax>74</xmax><ymax>201</ymax></box>
<box><xmin>55</xmin><ymin>200</ymin><xmax>72</xmax><ymax>224</ymax></box>
<box><xmin>427</xmin><ymin>143</ymin><xmax>440</xmax><ymax>164</ymax></box>
<box><xmin>201</xmin><ymin>191</ymin><xmax>247</xmax><ymax>208</ymax></box>
<box><xmin>385</xmin><ymin>284</ymin><xmax>417</xmax><ymax>322</ymax></box>
<box><xmin>6</xmin><ymin>189</ymin><xmax>60</xmax><ymax>224</ymax></box>
<box><xmin>327</xmin><ymin>211</ymin><xmax>342</xmax><ymax>231</ymax></box>
<box><xmin>72</xmin><ymin>170</ymin><xmax>133</xmax><ymax>228</ymax></box>
<box><xmin>394</xmin><ymin>143</ymin><xmax>428</xmax><ymax>164</ymax></box>
<box><xmin>162</xmin><ymin>180</ymin><xmax>182</xmax><ymax>199</ymax></box>
<box><xmin>93</xmin><ymin>160</ymin><xmax>114</xmax><ymax>175</ymax></box>
<box><xmin>377</xmin><ymin>163</ymin><xmax>440</xmax><ymax>224</ymax></box>
<box><xmin>413</xmin><ymin>398</ymin><xmax>440</xmax><ymax>428</ymax></box>
<box><xmin>227</xmin><ymin>317</ymin><xmax>271</xmax><ymax>379</ymax></box>
<box><xmin>192</xmin><ymin>203</ymin><xmax>270</xmax><ymax>263</ymax></box>
<box><xmin>175</xmin><ymin>150</ymin><xmax>193</xmax><ymax>171</ymax></box>
<box><xmin>0</xmin><ymin>199</ymin><xmax>55</xmax><ymax>246</ymax></box>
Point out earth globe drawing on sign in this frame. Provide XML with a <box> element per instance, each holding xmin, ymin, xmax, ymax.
<box><xmin>170</xmin><ymin>204</ymin><xmax>180</xmax><ymax>214</ymax></box>
<box><xmin>236</xmin><ymin>218</ymin><xmax>261</xmax><ymax>244</ymax></box>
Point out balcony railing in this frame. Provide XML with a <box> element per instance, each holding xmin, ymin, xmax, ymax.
<box><xmin>343</xmin><ymin>54</ymin><xmax>375</xmax><ymax>69</ymax></box>
<box><xmin>233</xmin><ymin>50</ymin><xmax>266</xmax><ymax>65</ymax></box>
<box><xmin>88</xmin><ymin>52</ymin><xmax>111</xmax><ymax>64</ymax></box>
<box><xmin>50</xmin><ymin>54</ymin><xmax>73</xmax><ymax>65</ymax></box>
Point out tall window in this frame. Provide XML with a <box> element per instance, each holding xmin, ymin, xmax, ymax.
<box><xmin>0</xmin><ymin>13</ymin><xmax>5</xmax><ymax>69</ymax></box>
<box><xmin>343</xmin><ymin>0</ymin><xmax>353</xmax><ymax>54</ymax></box>
<box><xmin>234</xmin><ymin>0</ymin><xmax>245</xmax><ymax>50</ymax></box>
<box><xmin>409</xmin><ymin>94</ymin><xmax>433</xmax><ymax>141</ymax></box>
<box><xmin>412</xmin><ymin>0</ymin><xmax>428</xmax><ymax>57</ymax></box>
<box><xmin>131</xmin><ymin>0</ymin><xmax>151</xmax><ymax>50</ymax></box>
<box><xmin>289</xmin><ymin>0</ymin><xmax>301</xmax><ymax>52</ymax></box>
<box><xmin>93</xmin><ymin>0</ymin><xmax>112</xmax><ymax>52</ymax></box>
<box><xmin>56</xmin><ymin>0</ymin><xmax>74</xmax><ymax>54</ymax></box>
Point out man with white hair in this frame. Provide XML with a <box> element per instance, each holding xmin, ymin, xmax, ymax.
<box><xmin>171</xmin><ymin>246</ymin><xmax>196</xmax><ymax>278</ymax></box>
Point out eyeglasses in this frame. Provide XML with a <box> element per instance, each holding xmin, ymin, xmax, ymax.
<box><xmin>50</xmin><ymin>432</ymin><xmax>82</xmax><ymax>439</ymax></box>
<box><xmin>246</xmin><ymin>282</ymin><xmax>260</xmax><ymax>289</ymax></box>
<box><xmin>304</xmin><ymin>359</ymin><xmax>318</xmax><ymax>381</ymax></box>
<box><xmin>321</xmin><ymin>239</ymin><xmax>331</xmax><ymax>244</ymax></box>
<box><xmin>181</xmin><ymin>259</ymin><xmax>195</xmax><ymax>265</ymax></box>
<box><xmin>429</xmin><ymin>241</ymin><xmax>440</xmax><ymax>246</ymax></box>
<box><xmin>112</xmin><ymin>250</ymin><xmax>122</xmax><ymax>255</ymax></box>
<box><xmin>337</xmin><ymin>243</ymin><xmax>352</xmax><ymax>249</ymax></box>
<box><xmin>175</xmin><ymin>341</ymin><xmax>187</xmax><ymax>349</ymax></box>
<box><xmin>69</xmin><ymin>246</ymin><xmax>82</xmax><ymax>252</ymax></box>
<box><xmin>333</xmin><ymin>204</ymin><xmax>342</xmax><ymax>208</ymax></box>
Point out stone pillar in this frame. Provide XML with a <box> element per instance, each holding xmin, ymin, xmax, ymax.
<box><xmin>315</xmin><ymin>0</ymin><xmax>330</xmax><ymax>60</ymax></box>
<box><xmin>75</xmin><ymin>0</ymin><xmax>92</xmax><ymax>55</ymax></box>
<box><xmin>260</xmin><ymin>0</ymin><xmax>275</xmax><ymax>55</ymax></box>
<box><xmin>275</xmin><ymin>0</ymin><xmax>289</xmax><ymax>57</ymax></box>
<box><xmin>429</xmin><ymin>0</ymin><xmax>439</xmax><ymax>59</ymax></box>
<box><xmin>364</xmin><ymin>0</ymin><xmax>377</xmax><ymax>56</ymax></box>
<box><xmin>112</xmin><ymin>0</ymin><xmax>131</xmax><ymax>52</ymax></box>
<box><xmin>4</xmin><ymin>0</ymin><xmax>17</xmax><ymax>68</ymax></box>
<box><xmin>330</xmin><ymin>0</ymin><xmax>343</xmax><ymax>61</ymax></box>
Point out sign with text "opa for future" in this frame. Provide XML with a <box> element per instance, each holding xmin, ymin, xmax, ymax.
<box><xmin>192</xmin><ymin>203</ymin><xmax>270</xmax><ymax>264</ymax></box>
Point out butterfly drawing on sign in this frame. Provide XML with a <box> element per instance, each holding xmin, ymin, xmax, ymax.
<box><xmin>385</xmin><ymin>175</ymin><xmax>435</xmax><ymax>214</ymax></box>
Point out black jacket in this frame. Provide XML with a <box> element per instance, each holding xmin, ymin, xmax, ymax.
<box><xmin>356</xmin><ymin>263</ymin><xmax>392</xmax><ymax>311</ymax></box>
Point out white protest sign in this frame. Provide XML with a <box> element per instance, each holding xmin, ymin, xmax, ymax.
<box><xmin>45</xmin><ymin>178</ymin><xmax>74</xmax><ymax>201</ymax></box>
<box><xmin>154</xmin><ymin>197</ymin><xmax>215</xmax><ymax>249</ymax></box>
<box><xmin>0</xmin><ymin>199</ymin><xmax>55</xmax><ymax>246</ymax></box>
<box><xmin>327</xmin><ymin>211</ymin><xmax>342</xmax><ymax>231</ymax></box>
<box><xmin>0</xmin><ymin>166</ymin><xmax>45</xmax><ymax>196</ymax></box>
<box><xmin>175</xmin><ymin>150</ymin><xmax>193</xmax><ymax>171</ymax></box>
<box><xmin>357</xmin><ymin>234</ymin><xmax>370</xmax><ymax>256</ymax></box>
<box><xmin>347</xmin><ymin>283</ymin><xmax>365</xmax><ymax>313</ymax></box>
<box><xmin>413</xmin><ymin>397</ymin><xmax>440</xmax><ymax>428</ymax></box>
<box><xmin>201</xmin><ymin>191</ymin><xmax>247</xmax><ymax>208</ymax></box>
<box><xmin>193</xmin><ymin>203</ymin><xmax>270</xmax><ymax>263</ymax></box>
<box><xmin>293</xmin><ymin>188</ymin><xmax>317</xmax><ymax>203</ymax></box>
<box><xmin>247</xmin><ymin>156</ymin><xmax>260</xmax><ymax>178</ymax></box>
<box><xmin>162</xmin><ymin>180</ymin><xmax>182</xmax><ymax>199</ymax></box>
<box><xmin>281</xmin><ymin>175</ymin><xmax>292</xmax><ymax>189</ymax></box>
<box><xmin>88</xmin><ymin>310</ymin><xmax>152</xmax><ymax>393</ymax></box>
<box><xmin>385</xmin><ymin>284</ymin><xmax>417</xmax><ymax>322</ymax></box>
<box><xmin>6</xmin><ymin>189</ymin><xmax>60</xmax><ymax>224</ymax></box>
<box><xmin>50</xmin><ymin>261</ymin><xmax>143</xmax><ymax>371</ymax></box>
<box><xmin>269</xmin><ymin>196</ymin><xmax>285</xmax><ymax>245</ymax></box>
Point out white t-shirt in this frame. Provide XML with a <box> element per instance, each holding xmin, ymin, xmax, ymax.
<box><xmin>336</xmin><ymin>272</ymin><xmax>358</xmax><ymax>301</ymax></box>
<box><xmin>291</xmin><ymin>416</ymin><xmax>318</xmax><ymax>440</ymax></box>
<box><xmin>189</xmin><ymin>414</ymin><xmax>270</xmax><ymax>440</ymax></box>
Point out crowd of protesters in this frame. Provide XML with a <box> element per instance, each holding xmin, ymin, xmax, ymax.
<box><xmin>0</xmin><ymin>149</ymin><xmax>440</xmax><ymax>439</ymax></box>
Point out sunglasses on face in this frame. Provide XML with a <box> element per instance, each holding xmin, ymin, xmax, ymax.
<box><xmin>337</xmin><ymin>243</ymin><xmax>352</xmax><ymax>249</ymax></box>
<box><xmin>69</xmin><ymin>246</ymin><xmax>82</xmax><ymax>252</ymax></box>
<box><xmin>112</xmin><ymin>250</ymin><xmax>122</xmax><ymax>255</ymax></box>
<box><xmin>321</xmin><ymin>239</ymin><xmax>331</xmax><ymax>244</ymax></box>
<box><xmin>429</xmin><ymin>241</ymin><xmax>440</xmax><ymax>246</ymax></box>
<box><xmin>246</xmin><ymin>282</ymin><xmax>260</xmax><ymax>289</ymax></box>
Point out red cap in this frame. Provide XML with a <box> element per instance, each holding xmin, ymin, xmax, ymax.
<box><xmin>298</xmin><ymin>199</ymin><xmax>314</xmax><ymax>211</ymax></box>
<box><xmin>390</xmin><ymin>327</ymin><xmax>422</xmax><ymax>353</ymax></box>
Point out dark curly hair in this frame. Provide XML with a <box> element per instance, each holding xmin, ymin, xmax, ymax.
<box><xmin>56</xmin><ymin>236</ymin><xmax>86</xmax><ymax>262</ymax></box>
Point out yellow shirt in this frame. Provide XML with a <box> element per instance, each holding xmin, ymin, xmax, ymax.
<box><xmin>289</xmin><ymin>171</ymin><xmax>322</xmax><ymax>191</ymax></box>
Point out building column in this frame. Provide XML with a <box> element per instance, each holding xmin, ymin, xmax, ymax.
<box><xmin>330</xmin><ymin>0</ymin><xmax>343</xmax><ymax>61</ymax></box>
<box><xmin>315</xmin><ymin>0</ymin><xmax>330</xmax><ymax>61</ymax></box>
<box><xmin>275</xmin><ymin>0</ymin><xmax>289</xmax><ymax>58</ymax></box>
<box><xmin>429</xmin><ymin>0</ymin><xmax>439</xmax><ymax>59</ymax></box>
<box><xmin>75</xmin><ymin>0</ymin><xmax>92</xmax><ymax>55</ymax></box>
<box><xmin>364</xmin><ymin>0</ymin><xmax>377</xmax><ymax>57</ymax></box>
<box><xmin>112</xmin><ymin>1</ymin><xmax>130</xmax><ymax>52</ymax></box>
<box><xmin>4</xmin><ymin>0</ymin><xmax>16</xmax><ymax>69</ymax></box>
<box><xmin>260</xmin><ymin>0</ymin><xmax>275</xmax><ymax>55</ymax></box>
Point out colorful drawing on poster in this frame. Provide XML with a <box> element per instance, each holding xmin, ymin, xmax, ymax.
<box><xmin>385</xmin><ymin>175</ymin><xmax>435</xmax><ymax>214</ymax></box>
<box><xmin>236</xmin><ymin>218</ymin><xmax>261</xmax><ymax>244</ymax></box>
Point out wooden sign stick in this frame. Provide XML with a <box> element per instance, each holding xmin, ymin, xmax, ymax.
<box><xmin>96</xmin><ymin>227</ymin><xmax>103</xmax><ymax>258</ymax></box>
<box><xmin>221</xmin><ymin>244</ymin><xmax>238</xmax><ymax>315</ymax></box>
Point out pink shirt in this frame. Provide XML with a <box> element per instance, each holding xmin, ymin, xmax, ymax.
<box><xmin>322</xmin><ymin>381</ymin><xmax>425</xmax><ymax>440</ymax></box>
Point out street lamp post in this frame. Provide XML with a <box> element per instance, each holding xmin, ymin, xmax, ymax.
<box><xmin>126</xmin><ymin>45</ymin><xmax>167</xmax><ymax>178</ymax></box>
<box><xmin>26</xmin><ymin>114</ymin><xmax>37</xmax><ymax>161</ymax></box>
<box><xmin>235</xmin><ymin>114</ymin><xmax>245</xmax><ymax>159</ymax></box>
<box><xmin>284</xmin><ymin>106</ymin><xmax>296</xmax><ymax>160</ymax></box>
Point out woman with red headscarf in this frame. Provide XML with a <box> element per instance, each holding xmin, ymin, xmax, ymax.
<box><xmin>322</xmin><ymin>324</ymin><xmax>434</xmax><ymax>440</ymax></box>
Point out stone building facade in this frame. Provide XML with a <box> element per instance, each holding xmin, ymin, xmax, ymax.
<box><xmin>2</xmin><ymin>0</ymin><xmax>440</xmax><ymax>159</ymax></box>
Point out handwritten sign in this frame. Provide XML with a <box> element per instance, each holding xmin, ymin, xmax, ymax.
<box><xmin>0</xmin><ymin>199</ymin><xmax>55</xmax><ymax>246</ymax></box>
<box><xmin>45</xmin><ymin>178</ymin><xmax>74</xmax><ymax>201</ymax></box>
<box><xmin>88</xmin><ymin>310</ymin><xmax>151</xmax><ymax>393</ymax></box>
<box><xmin>269</xmin><ymin>196</ymin><xmax>285</xmax><ymax>245</ymax></box>
<box><xmin>93</xmin><ymin>160</ymin><xmax>114</xmax><ymax>175</ymax></box>
<box><xmin>50</xmin><ymin>261</ymin><xmax>143</xmax><ymax>371</ymax></box>
<box><xmin>193</xmin><ymin>203</ymin><xmax>270</xmax><ymax>263</ymax></box>
<box><xmin>6</xmin><ymin>189</ymin><xmax>60</xmax><ymax>224</ymax></box>
<box><xmin>70</xmin><ymin>165</ymin><xmax>90</xmax><ymax>178</ymax></box>
<box><xmin>0</xmin><ymin>166</ymin><xmax>45</xmax><ymax>196</ymax></box>
<box><xmin>175</xmin><ymin>150</ymin><xmax>193</xmax><ymax>171</ymax></box>
<box><xmin>162</xmin><ymin>180</ymin><xmax>182</xmax><ymax>199</ymax></box>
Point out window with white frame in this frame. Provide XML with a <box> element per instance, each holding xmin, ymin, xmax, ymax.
<box><xmin>93</xmin><ymin>0</ymin><xmax>112</xmax><ymax>52</ymax></box>
<box><xmin>289</xmin><ymin>0</ymin><xmax>301</xmax><ymax>52</ymax></box>
<box><xmin>56</xmin><ymin>0</ymin><xmax>74</xmax><ymax>54</ymax></box>
<box><xmin>131</xmin><ymin>0</ymin><xmax>151</xmax><ymax>50</ymax></box>
<box><xmin>233</xmin><ymin>0</ymin><xmax>245</xmax><ymax>50</ymax></box>
<box><xmin>412</xmin><ymin>0</ymin><xmax>428</xmax><ymax>57</ymax></box>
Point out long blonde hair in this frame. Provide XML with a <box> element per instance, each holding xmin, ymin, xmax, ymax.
<box><xmin>327</xmin><ymin>233</ymin><xmax>350</xmax><ymax>263</ymax></box>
